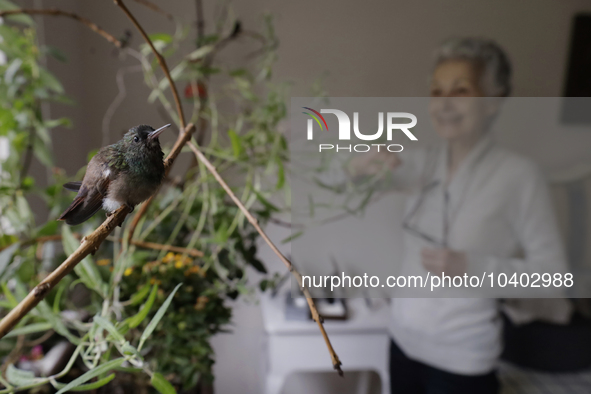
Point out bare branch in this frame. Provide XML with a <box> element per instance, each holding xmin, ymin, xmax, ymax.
<box><xmin>131</xmin><ymin>0</ymin><xmax>173</xmax><ymax>20</ymax></box>
<box><xmin>0</xmin><ymin>123</ymin><xmax>196</xmax><ymax>340</ymax></box>
<box><xmin>107</xmin><ymin>236</ymin><xmax>204</xmax><ymax>258</ymax></box>
<box><xmin>187</xmin><ymin>141</ymin><xmax>343</xmax><ymax>375</ymax></box>
<box><xmin>0</xmin><ymin>9</ymin><xmax>121</xmax><ymax>47</ymax></box>
<box><xmin>1</xmin><ymin>233</ymin><xmax>203</xmax><ymax>258</ymax></box>
<box><xmin>195</xmin><ymin>0</ymin><xmax>204</xmax><ymax>43</ymax></box>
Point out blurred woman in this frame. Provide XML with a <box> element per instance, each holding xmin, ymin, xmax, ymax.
<box><xmin>350</xmin><ymin>38</ymin><xmax>566</xmax><ymax>393</ymax></box>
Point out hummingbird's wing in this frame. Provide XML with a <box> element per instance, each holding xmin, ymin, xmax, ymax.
<box><xmin>58</xmin><ymin>160</ymin><xmax>112</xmax><ymax>226</ymax></box>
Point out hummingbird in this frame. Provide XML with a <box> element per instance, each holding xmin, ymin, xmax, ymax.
<box><xmin>58</xmin><ymin>124</ymin><xmax>171</xmax><ymax>226</ymax></box>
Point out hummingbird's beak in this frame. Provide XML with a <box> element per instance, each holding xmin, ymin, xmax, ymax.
<box><xmin>148</xmin><ymin>124</ymin><xmax>171</xmax><ymax>140</ymax></box>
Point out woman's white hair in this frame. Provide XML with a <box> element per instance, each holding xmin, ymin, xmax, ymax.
<box><xmin>433</xmin><ymin>37</ymin><xmax>512</xmax><ymax>97</ymax></box>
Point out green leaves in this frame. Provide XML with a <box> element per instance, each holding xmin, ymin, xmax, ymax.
<box><xmin>93</xmin><ymin>315</ymin><xmax>125</xmax><ymax>343</ymax></box>
<box><xmin>62</xmin><ymin>226</ymin><xmax>107</xmax><ymax>296</ymax></box>
<box><xmin>139</xmin><ymin>283</ymin><xmax>182</xmax><ymax>350</ymax></box>
<box><xmin>0</xmin><ymin>242</ymin><xmax>19</xmax><ymax>279</ymax></box>
<box><xmin>38</xmin><ymin>68</ymin><xmax>65</xmax><ymax>94</ymax></box>
<box><xmin>128</xmin><ymin>282</ymin><xmax>152</xmax><ymax>306</ymax></box>
<box><xmin>126</xmin><ymin>284</ymin><xmax>158</xmax><ymax>328</ymax></box>
<box><xmin>52</xmin><ymin>373</ymin><xmax>115</xmax><ymax>392</ymax></box>
<box><xmin>228</xmin><ymin>129</ymin><xmax>242</xmax><ymax>158</ymax></box>
<box><xmin>55</xmin><ymin>358</ymin><xmax>124</xmax><ymax>394</ymax></box>
<box><xmin>36</xmin><ymin>220</ymin><xmax>58</xmax><ymax>237</ymax></box>
<box><xmin>151</xmin><ymin>372</ymin><xmax>178</xmax><ymax>394</ymax></box>
<box><xmin>149</xmin><ymin>33</ymin><xmax>173</xmax><ymax>45</ymax></box>
<box><xmin>186</xmin><ymin>45</ymin><xmax>214</xmax><ymax>61</ymax></box>
<box><xmin>4</xmin><ymin>322</ymin><xmax>53</xmax><ymax>338</ymax></box>
<box><xmin>6</xmin><ymin>364</ymin><xmax>40</xmax><ymax>386</ymax></box>
<box><xmin>4</xmin><ymin>58</ymin><xmax>22</xmax><ymax>83</ymax></box>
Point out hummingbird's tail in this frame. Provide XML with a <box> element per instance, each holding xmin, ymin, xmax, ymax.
<box><xmin>58</xmin><ymin>189</ymin><xmax>104</xmax><ymax>226</ymax></box>
<box><xmin>63</xmin><ymin>181</ymin><xmax>82</xmax><ymax>192</ymax></box>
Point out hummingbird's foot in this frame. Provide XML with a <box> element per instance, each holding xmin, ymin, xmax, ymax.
<box><xmin>115</xmin><ymin>205</ymin><xmax>133</xmax><ymax>227</ymax></box>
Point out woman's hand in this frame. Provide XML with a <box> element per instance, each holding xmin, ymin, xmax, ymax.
<box><xmin>346</xmin><ymin>150</ymin><xmax>401</xmax><ymax>178</ymax></box>
<box><xmin>421</xmin><ymin>247</ymin><xmax>467</xmax><ymax>277</ymax></box>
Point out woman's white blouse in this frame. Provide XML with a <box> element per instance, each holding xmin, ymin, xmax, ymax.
<box><xmin>389</xmin><ymin>135</ymin><xmax>567</xmax><ymax>375</ymax></box>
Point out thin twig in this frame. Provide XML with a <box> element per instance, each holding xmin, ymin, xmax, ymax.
<box><xmin>0</xmin><ymin>9</ymin><xmax>121</xmax><ymax>47</ymax></box>
<box><xmin>195</xmin><ymin>0</ymin><xmax>204</xmax><ymax>43</ymax></box>
<box><xmin>0</xmin><ymin>235</ymin><xmax>61</xmax><ymax>252</ymax></box>
<box><xmin>6</xmin><ymin>233</ymin><xmax>203</xmax><ymax>258</ymax></box>
<box><xmin>24</xmin><ymin>329</ymin><xmax>54</xmax><ymax>347</ymax></box>
<box><xmin>267</xmin><ymin>217</ymin><xmax>303</xmax><ymax>229</ymax></box>
<box><xmin>113</xmin><ymin>0</ymin><xmax>185</xmax><ymax>130</ymax></box>
<box><xmin>102</xmin><ymin>63</ymin><xmax>144</xmax><ymax>147</ymax></box>
<box><xmin>0</xmin><ymin>124</ymin><xmax>196</xmax><ymax>340</ymax></box>
<box><xmin>0</xmin><ymin>335</ymin><xmax>24</xmax><ymax>374</ymax></box>
<box><xmin>187</xmin><ymin>141</ymin><xmax>343</xmax><ymax>375</ymax></box>
<box><xmin>131</xmin><ymin>0</ymin><xmax>173</xmax><ymax>20</ymax></box>
<box><xmin>106</xmin><ymin>236</ymin><xmax>204</xmax><ymax>258</ymax></box>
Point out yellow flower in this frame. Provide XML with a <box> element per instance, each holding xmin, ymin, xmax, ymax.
<box><xmin>173</xmin><ymin>254</ymin><xmax>186</xmax><ymax>266</ymax></box>
<box><xmin>162</xmin><ymin>252</ymin><xmax>175</xmax><ymax>263</ymax></box>
<box><xmin>194</xmin><ymin>296</ymin><xmax>209</xmax><ymax>311</ymax></box>
<box><xmin>124</xmin><ymin>267</ymin><xmax>133</xmax><ymax>276</ymax></box>
<box><xmin>174</xmin><ymin>260</ymin><xmax>184</xmax><ymax>269</ymax></box>
<box><xmin>184</xmin><ymin>265</ymin><xmax>201</xmax><ymax>277</ymax></box>
<box><xmin>97</xmin><ymin>259</ymin><xmax>111</xmax><ymax>266</ymax></box>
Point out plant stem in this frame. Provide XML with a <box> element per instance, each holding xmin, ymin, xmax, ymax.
<box><xmin>195</xmin><ymin>0</ymin><xmax>204</xmax><ymax>43</ymax></box>
<box><xmin>107</xmin><ymin>237</ymin><xmax>204</xmax><ymax>258</ymax></box>
<box><xmin>131</xmin><ymin>0</ymin><xmax>173</xmax><ymax>20</ymax></box>
<box><xmin>0</xmin><ymin>233</ymin><xmax>204</xmax><ymax>258</ymax></box>
<box><xmin>0</xmin><ymin>9</ymin><xmax>121</xmax><ymax>47</ymax></box>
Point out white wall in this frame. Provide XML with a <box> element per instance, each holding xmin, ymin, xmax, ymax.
<box><xmin>25</xmin><ymin>1</ymin><xmax>591</xmax><ymax>393</ymax></box>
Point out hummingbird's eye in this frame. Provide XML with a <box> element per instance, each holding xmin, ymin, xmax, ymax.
<box><xmin>133</xmin><ymin>136</ymin><xmax>140</xmax><ymax>143</ymax></box>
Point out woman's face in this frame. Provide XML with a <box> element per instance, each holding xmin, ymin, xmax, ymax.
<box><xmin>429</xmin><ymin>59</ymin><xmax>496</xmax><ymax>142</ymax></box>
